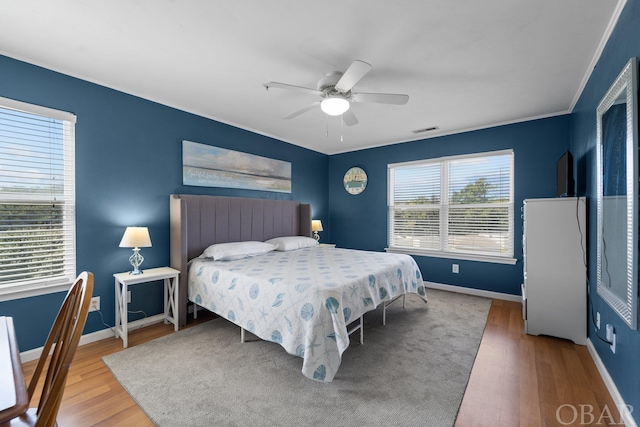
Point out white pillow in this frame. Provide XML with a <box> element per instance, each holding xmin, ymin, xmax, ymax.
<box><xmin>199</xmin><ymin>241</ymin><xmax>276</xmax><ymax>261</ymax></box>
<box><xmin>265</xmin><ymin>236</ymin><xmax>319</xmax><ymax>251</ymax></box>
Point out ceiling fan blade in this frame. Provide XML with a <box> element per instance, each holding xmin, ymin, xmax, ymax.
<box><xmin>283</xmin><ymin>102</ymin><xmax>320</xmax><ymax>119</ymax></box>
<box><xmin>351</xmin><ymin>92</ymin><xmax>409</xmax><ymax>105</ymax></box>
<box><xmin>342</xmin><ymin>108</ymin><xmax>358</xmax><ymax>126</ymax></box>
<box><xmin>264</xmin><ymin>81</ymin><xmax>323</xmax><ymax>97</ymax></box>
<box><xmin>335</xmin><ymin>60</ymin><xmax>372</xmax><ymax>92</ymax></box>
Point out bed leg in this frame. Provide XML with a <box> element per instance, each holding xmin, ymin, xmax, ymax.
<box><xmin>240</xmin><ymin>327</ymin><xmax>245</xmax><ymax>343</ymax></box>
<box><xmin>383</xmin><ymin>302</ymin><xmax>387</xmax><ymax>326</ymax></box>
<box><xmin>193</xmin><ymin>303</ymin><xmax>198</xmax><ymax>320</ymax></box>
<box><xmin>359</xmin><ymin>315</ymin><xmax>364</xmax><ymax>344</ymax></box>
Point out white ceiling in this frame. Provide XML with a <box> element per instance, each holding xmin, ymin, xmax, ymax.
<box><xmin>0</xmin><ymin>0</ymin><xmax>624</xmax><ymax>155</ymax></box>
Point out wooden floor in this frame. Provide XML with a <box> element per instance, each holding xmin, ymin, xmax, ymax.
<box><xmin>456</xmin><ymin>299</ymin><xmax>621</xmax><ymax>427</ymax></box>
<box><xmin>19</xmin><ymin>299</ymin><xmax>620</xmax><ymax>426</ymax></box>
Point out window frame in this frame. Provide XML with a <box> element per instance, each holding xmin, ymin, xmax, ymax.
<box><xmin>0</xmin><ymin>96</ymin><xmax>77</xmax><ymax>301</ymax></box>
<box><xmin>387</xmin><ymin>149</ymin><xmax>517</xmax><ymax>265</ymax></box>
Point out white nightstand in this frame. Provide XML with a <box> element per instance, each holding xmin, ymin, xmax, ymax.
<box><xmin>318</xmin><ymin>243</ymin><xmax>336</xmax><ymax>248</ymax></box>
<box><xmin>113</xmin><ymin>267</ymin><xmax>180</xmax><ymax>348</ymax></box>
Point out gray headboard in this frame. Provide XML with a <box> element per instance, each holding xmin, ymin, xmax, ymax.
<box><xmin>170</xmin><ymin>194</ymin><xmax>312</xmax><ymax>326</ymax></box>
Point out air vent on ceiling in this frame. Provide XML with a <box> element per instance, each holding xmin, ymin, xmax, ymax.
<box><xmin>412</xmin><ymin>126</ymin><xmax>439</xmax><ymax>134</ymax></box>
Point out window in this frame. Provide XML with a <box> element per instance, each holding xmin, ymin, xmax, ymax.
<box><xmin>388</xmin><ymin>149</ymin><xmax>515</xmax><ymax>264</ymax></box>
<box><xmin>0</xmin><ymin>96</ymin><xmax>76</xmax><ymax>300</ymax></box>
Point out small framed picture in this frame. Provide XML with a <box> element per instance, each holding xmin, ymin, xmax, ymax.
<box><xmin>343</xmin><ymin>167</ymin><xmax>367</xmax><ymax>195</ymax></box>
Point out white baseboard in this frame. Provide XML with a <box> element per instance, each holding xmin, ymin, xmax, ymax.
<box><xmin>424</xmin><ymin>281</ymin><xmax>522</xmax><ymax>302</ymax></box>
<box><xmin>19</xmin><ymin>313</ymin><xmax>165</xmax><ymax>363</ymax></box>
<box><xmin>587</xmin><ymin>339</ymin><xmax>637</xmax><ymax>427</ymax></box>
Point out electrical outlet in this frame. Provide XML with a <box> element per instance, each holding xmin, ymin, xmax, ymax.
<box><xmin>606</xmin><ymin>324</ymin><xmax>616</xmax><ymax>354</ymax></box>
<box><xmin>596</xmin><ymin>312</ymin><xmax>600</xmax><ymax>329</ymax></box>
<box><xmin>452</xmin><ymin>264</ymin><xmax>459</xmax><ymax>274</ymax></box>
<box><xmin>127</xmin><ymin>290</ymin><xmax>131</xmax><ymax>304</ymax></box>
<box><xmin>89</xmin><ymin>296</ymin><xmax>100</xmax><ymax>312</ymax></box>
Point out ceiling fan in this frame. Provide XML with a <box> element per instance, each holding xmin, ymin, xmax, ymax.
<box><xmin>264</xmin><ymin>60</ymin><xmax>409</xmax><ymax>126</ymax></box>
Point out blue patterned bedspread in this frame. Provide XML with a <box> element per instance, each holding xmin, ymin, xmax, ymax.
<box><xmin>188</xmin><ymin>246</ymin><xmax>426</xmax><ymax>382</ymax></box>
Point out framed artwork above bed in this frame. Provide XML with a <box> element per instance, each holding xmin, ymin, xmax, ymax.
<box><xmin>182</xmin><ymin>140</ymin><xmax>292</xmax><ymax>193</ymax></box>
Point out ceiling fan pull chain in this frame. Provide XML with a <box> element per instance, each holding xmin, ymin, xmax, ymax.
<box><xmin>326</xmin><ymin>114</ymin><xmax>329</xmax><ymax>137</ymax></box>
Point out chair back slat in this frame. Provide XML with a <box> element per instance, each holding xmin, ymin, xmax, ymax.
<box><xmin>21</xmin><ymin>272</ymin><xmax>94</xmax><ymax>427</ymax></box>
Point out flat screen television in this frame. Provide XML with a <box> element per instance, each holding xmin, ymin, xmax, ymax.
<box><xmin>556</xmin><ymin>150</ymin><xmax>575</xmax><ymax>197</ymax></box>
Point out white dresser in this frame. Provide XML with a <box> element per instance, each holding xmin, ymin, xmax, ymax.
<box><xmin>522</xmin><ymin>197</ymin><xmax>587</xmax><ymax>345</ymax></box>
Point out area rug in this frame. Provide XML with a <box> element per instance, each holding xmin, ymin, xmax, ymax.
<box><xmin>103</xmin><ymin>289</ymin><xmax>491</xmax><ymax>427</ymax></box>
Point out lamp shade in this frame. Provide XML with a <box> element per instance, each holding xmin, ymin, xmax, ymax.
<box><xmin>311</xmin><ymin>220</ymin><xmax>323</xmax><ymax>232</ymax></box>
<box><xmin>119</xmin><ymin>227</ymin><xmax>152</xmax><ymax>248</ymax></box>
<box><xmin>320</xmin><ymin>97</ymin><xmax>349</xmax><ymax>116</ymax></box>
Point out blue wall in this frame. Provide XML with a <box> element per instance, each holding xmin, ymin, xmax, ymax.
<box><xmin>0</xmin><ymin>54</ymin><xmax>329</xmax><ymax>351</ymax></box>
<box><xmin>3</xmin><ymin>3</ymin><xmax>639</xmax><ymax>415</ymax></box>
<box><xmin>570</xmin><ymin>0</ymin><xmax>640</xmax><ymax>422</ymax></box>
<box><xmin>329</xmin><ymin>115</ymin><xmax>570</xmax><ymax>296</ymax></box>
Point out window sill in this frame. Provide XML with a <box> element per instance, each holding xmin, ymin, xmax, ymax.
<box><xmin>385</xmin><ymin>247</ymin><xmax>518</xmax><ymax>265</ymax></box>
<box><xmin>0</xmin><ymin>279</ymin><xmax>73</xmax><ymax>302</ymax></box>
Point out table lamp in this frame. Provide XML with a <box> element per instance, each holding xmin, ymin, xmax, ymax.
<box><xmin>311</xmin><ymin>220</ymin><xmax>323</xmax><ymax>241</ymax></box>
<box><xmin>119</xmin><ymin>227</ymin><xmax>152</xmax><ymax>275</ymax></box>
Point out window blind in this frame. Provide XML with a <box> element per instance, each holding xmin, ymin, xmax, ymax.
<box><xmin>389</xmin><ymin>163</ymin><xmax>441</xmax><ymax>250</ymax></box>
<box><xmin>0</xmin><ymin>99</ymin><xmax>76</xmax><ymax>291</ymax></box>
<box><xmin>446</xmin><ymin>154</ymin><xmax>513</xmax><ymax>256</ymax></box>
<box><xmin>388</xmin><ymin>150</ymin><xmax>514</xmax><ymax>260</ymax></box>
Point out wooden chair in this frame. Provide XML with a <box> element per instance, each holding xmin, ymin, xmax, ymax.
<box><xmin>1</xmin><ymin>272</ymin><xmax>94</xmax><ymax>427</ymax></box>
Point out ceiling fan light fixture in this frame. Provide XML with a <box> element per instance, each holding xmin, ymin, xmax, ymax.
<box><xmin>321</xmin><ymin>97</ymin><xmax>350</xmax><ymax>116</ymax></box>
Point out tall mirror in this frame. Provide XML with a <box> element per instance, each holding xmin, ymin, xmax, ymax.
<box><xmin>596</xmin><ymin>57</ymin><xmax>639</xmax><ymax>329</ymax></box>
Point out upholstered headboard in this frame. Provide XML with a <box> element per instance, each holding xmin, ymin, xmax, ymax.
<box><xmin>170</xmin><ymin>194</ymin><xmax>312</xmax><ymax>326</ymax></box>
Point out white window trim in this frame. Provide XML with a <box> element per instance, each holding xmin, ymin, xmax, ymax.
<box><xmin>0</xmin><ymin>96</ymin><xmax>76</xmax><ymax>123</ymax></box>
<box><xmin>387</xmin><ymin>149</ymin><xmax>516</xmax><ymax>265</ymax></box>
<box><xmin>0</xmin><ymin>97</ymin><xmax>76</xmax><ymax>301</ymax></box>
<box><xmin>385</xmin><ymin>246</ymin><xmax>517</xmax><ymax>265</ymax></box>
<box><xmin>0</xmin><ymin>279</ymin><xmax>74</xmax><ymax>302</ymax></box>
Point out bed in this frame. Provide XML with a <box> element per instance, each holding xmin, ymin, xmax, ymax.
<box><xmin>170</xmin><ymin>194</ymin><xmax>427</xmax><ymax>382</ymax></box>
